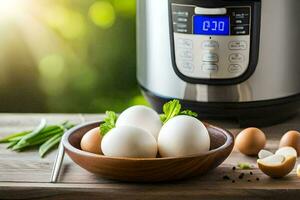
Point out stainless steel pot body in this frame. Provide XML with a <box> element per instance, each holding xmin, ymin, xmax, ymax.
<box><xmin>137</xmin><ymin>0</ymin><xmax>300</xmax><ymax>103</ymax></box>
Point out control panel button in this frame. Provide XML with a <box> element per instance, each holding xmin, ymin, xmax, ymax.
<box><xmin>177</xmin><ymin>39</ymin><xmax>193</xmax><ymax>49</ymax></box>
<box><xmin>228</xmin><ymin>64</ymin><xmax>242</xmax><ymax>73</ymax></box>
<box><xmin>181</xmin><ymin>62</ymin><xmax>194</xmax><ymax>72</ymax></box>
<box><xmin>178</xmin><ymin>50</ymin><xmax>193</xmax><ymax>60</ymax></box>
<box><xmin>172</xmin><ymin>11</ymin><xmax>189</xmax><ymax>18</ymax></box>
<box><xmin>232</xmin><ymin>18</ymin><xmax>250</xmax><ymax>25</ymax></box>
<box><xmin>172</xmin><ymin>5</ymin><xmax>194</xmax><ymax>34</ymax></box>
<box><xmin>176</xmin><ymin>23</ymin><xmax>188</xmax><ymax>29</ymax></box>
<box><xmin>202</xmin><ymin>64</ymin><xmax>218</xmax><ymax>72</ymax></box>
<box><xmin>176</xmin><ymin>28</ymin><xmax>188</xmax><ymax>33</ymax></box>
<box><xmin>194</xmin><ymin>7</ymin><xmax>227</xmax><ymax>15</ymax></box>
<box><xmin>231</xmin><ymin>25</ymin><xmax>250</xmax><ymax>35</ymax></box>
<box><xmin>177</xmin><ymin>17</ymin><xmax>188</xmax><ymax>23</ymax></box>
<box><xmin>229</xmin><ymin>41</ymin><xmax>247</xmax><ymax>50</ymax></box>
<box><xmin>203</xmin><ymin>53</ymin><xmax>219</xmax><ymax>62</ymax></box>
<box><xmin>229</xmin><ymin>53</ymin><xmax>244</xmax><ymax>63</ymax></box>
<box><xmin>229</xmin><ymin>8</ymin><xmax>250</xmax><ymax>20</ymax></box>
<box><xmin>234</xmin><ymin>12</ymin><xmax>250</xmax><ymax>19</ymax></box>
<box><xmin>202</xmin><ymin>40</ymin><xmax>219</xmax><ymax>50</ymax></box>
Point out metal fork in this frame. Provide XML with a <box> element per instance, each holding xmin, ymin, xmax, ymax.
<box><xmin>50</xmin><ymin>142</ymin><xmax>65</xmax><ymax>183</ymax></box>
<box><xmin>50</xmin><ymin>114</ymin><xmax>85</xmax><ymax>183</ymax></box>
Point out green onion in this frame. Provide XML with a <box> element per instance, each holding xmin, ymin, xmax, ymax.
<box><xmin>8</xmin><ymin>135</ymin><xmax>26</xmax><ymax>142</ymax></box>
<box><xmin>7</xmin><ymin>141</ymin><xmax>18</xmax><ymax>149</ymax></box>
<box><xmin>39</xmin><ymin>134</ymin><xmax>62</xmax><ymax>158</ymax></box>
<box><xmin>0</xmin><ymin>120</ymin><xmax>75</xmax><ymax>158</ymax></box>
<box><xmin>0</xmin><ymin>131</ymin><xmax>31</xmax><ymax>143</ymax></box>
<box><xmin>14</xmin><ymin>119</ymin><xmax>47</xmax><ymax>148</ymax></box>
<box><xmin>26</xmin><ymin>128</ymin><xmax>62</xmax><ymax>143</ymax></box>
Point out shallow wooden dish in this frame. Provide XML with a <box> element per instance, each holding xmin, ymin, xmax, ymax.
<box><xmin>63</xmin><ymin>121</ymin><xmax>234</xmax><ymax>182</ymax></box>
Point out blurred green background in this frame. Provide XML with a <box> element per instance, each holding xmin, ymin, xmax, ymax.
<box><xmin>0</xmin><ymin>0</ymin><xmax>148</xmax><ymax>113</ymax></box>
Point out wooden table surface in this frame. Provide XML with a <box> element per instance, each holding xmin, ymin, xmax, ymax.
<box><xmin>0</xmin><ymin>113</ymin><xmax>300</xmax><ymax>200</ymax></box>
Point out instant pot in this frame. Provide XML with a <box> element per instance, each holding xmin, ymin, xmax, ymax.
<box><xmin>137</xmin><ymin>0</ymin><xmax>300</xmax><ymax>126</ymax></box>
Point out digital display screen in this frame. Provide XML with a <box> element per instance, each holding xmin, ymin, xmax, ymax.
<box><xmin>193</xmin><ymin>16</ymin><xmax>230</xmax><ymax>35</ymax></box>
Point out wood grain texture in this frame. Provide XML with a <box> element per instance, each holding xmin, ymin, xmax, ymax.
<box><xmin>0</xmin><ymin>113</ymin><xmax>299</xmax><ymax>200</ymax></box>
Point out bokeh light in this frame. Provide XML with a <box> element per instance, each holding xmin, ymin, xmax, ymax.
<box><xmin>0</xmin><ymin>0</ymin><xmax>26</xmax><ymax>21</ymax></box>
<box><xmin>39</xmin><ymin>54</ymin><xmax>65</xmax><ymax>80</ymax></box>
<box><xmin>44</xmin><ymin>6</ymin><xmax>86</xmax><ymax>40</ymax></box>
<box><xmin>0</xmin><ymin>0</ymin><xmax>142</xmax><ymax>113</ymax></box>
<box><xmin>89</xmin><ymin>1</ymin><xmax>116</xmax><ymax>29</ymax></box>
<box><xmin>38</xmin><ymin>54</ymin><xmax>66</xmax><ymax>97</ymax></box>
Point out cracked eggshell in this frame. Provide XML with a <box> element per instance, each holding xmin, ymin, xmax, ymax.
<box><xmin>101</xmin><ymin>126</ymin><xmax>158</xmax><ymax>158</ymax></box>
<box><xmin>258</xmin><ymin>149</ymin><xmax>273</xmax><ymax>159</ymax></box>
<box><xmin>158</xmin><ymin>115</ymin><xmax>210</xmax><ymax>157</ymax></box>
<box><xmin>116</xmin><ymin>105</ymin><xmax>162</xmax><ymax>140</ymax></box>
<box><xmin>258</xmin><ymin>154</ymin><xmax>285</xmax><ymax>166</ymax></box>
<box><xmin>275</xmin><ymin>147</ymin><xmax>298</xmax><ymax>158</ymax></box>
<box><xmin>257</xmin><ymin>155</ymin><xmax>296</xmax><ymax>178</ymax></box>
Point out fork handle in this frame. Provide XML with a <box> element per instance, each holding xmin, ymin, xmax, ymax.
<box><xmin>50</xmin><ymin>141</ymin><xmax>65</xmax><ymax>183</ymax></box>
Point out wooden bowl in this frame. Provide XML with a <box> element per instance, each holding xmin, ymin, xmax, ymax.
<box><xmin>63</xmin><ymin>121</ymin><xmax>234</xmax><ymax>182</ymax></box>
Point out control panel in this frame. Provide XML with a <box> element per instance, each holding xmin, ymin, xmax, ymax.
<box><xmin>169</xmin><ymin>1</ymin><xmax>260</xmax><ymax>84</ymax></box>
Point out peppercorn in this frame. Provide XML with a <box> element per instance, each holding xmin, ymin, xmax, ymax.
<box><xmin>238</xmin><ymin>173</ymin><xmax>245</xmax><ymax>179</ymax></box>
<box><xmin>223</xmin><ymin>175</ymin><xmax>230</xmax><ymax>180</ymax></box>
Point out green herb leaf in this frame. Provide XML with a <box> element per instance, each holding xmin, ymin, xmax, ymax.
<box><xmin>180</xmin><ymin>110</ymin><xmax>198</xmax><ymax>118</ymax></box>
<box><xmin>160</xmin><ymin>100</ymin><xmax>198</xmax><ymax>123</ymax></box>
<box><xmin>160</xmin><ymin>100</ymin><xmax>181</xmax><ymax>124</ymax></box>
<box><xmin>237</xmin><ymin>162</ymin><xmax>252</xmax><ymax>170</ymax></box>
<box><xmin>100</xmin><ymin>111</ymin><xmax>117</xmax><ymax>136</ymax></box>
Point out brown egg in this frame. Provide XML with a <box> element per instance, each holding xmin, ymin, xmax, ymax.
<box><xmin>235</xmin><ymin>127</ymin><xmax>266</xmax><ymax>156</ymax></box>
<box><xmin>279</xmin><ymin>131</ymin><xmax>300</xmax><ymax>157</ymax></box>
<box><xmin>80</xmin><ymin>127</ymin><xmax>103</xmax><ymax>154</ymax></box>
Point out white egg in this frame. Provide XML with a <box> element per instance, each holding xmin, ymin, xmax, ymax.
<box><xmin>101</xmin><ymin>126</ymin><xmax>157</xmax><ymax>158</ymax></box>
<box><xmin>158</xmin><ymin>115</ymin><xmax>210</xmax><ymax>157</ymax></box>
<box><xmin>116</xmin><ymin>105</ymin><xmax>162</xmax><ymax>140</ymax></box>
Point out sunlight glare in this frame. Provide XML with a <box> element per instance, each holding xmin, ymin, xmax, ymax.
<box><xmin>0</xmin><ymin>0</ymin><xmax>26</xmax><ymax>20</ymax></box>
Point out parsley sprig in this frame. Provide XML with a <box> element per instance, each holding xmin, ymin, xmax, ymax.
<box><xmin>160</xmin><ymin>100</ymin><xmax>198</xmax><ymax>124</ymax></box>
<box><xmin>100</xmin><ymin>111</ymin><xmax>118</xmax><ymax>136</ymax></box>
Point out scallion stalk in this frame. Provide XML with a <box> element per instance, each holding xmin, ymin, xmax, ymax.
<box><xmin>15</xmin><ymin>119</ymin><xmax>47</xmax><ymax>148</ymax></box>
<box><xmin>0</xmin><ymin>120</ymin><xmax>75</xmax><ymax>157</ymax></box>
<box><xmin>39</xmin><ymin>134</ymin><xmax>62</xmax><ymax>158</ymax></box>
<box><xmin>0</xmin><ymin>131</ymin><xmax>31</xmax><ymax>143</ymax></box>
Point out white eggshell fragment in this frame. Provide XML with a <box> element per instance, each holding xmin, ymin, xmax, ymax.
<box><xmin>258</xmin><ymin>149</ymin><xmax>273</xmax><ymax>159</ymax></box>
<box><xmin>158</xmin><ymin>115</ymin><xmax>210</xmax><ymax>157</ymax></box>
<box><xmin>116</xmin><ymin>105</ymin><xmax>162</xmax><ymax>140</ymax></box>
<box><xmin>101</xmin><ymin>126</ymin><xmax>157</xmax><ymax>158</ymax></box>
<box><xmin>258</xmin><ymin>154</ymin><xmax>285</xmax><ymax>166</ymax></box>
<box><xmin>275</xmin><ymin>147</ymin><xmax>297</xmax><ymax>158</ymax></box>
